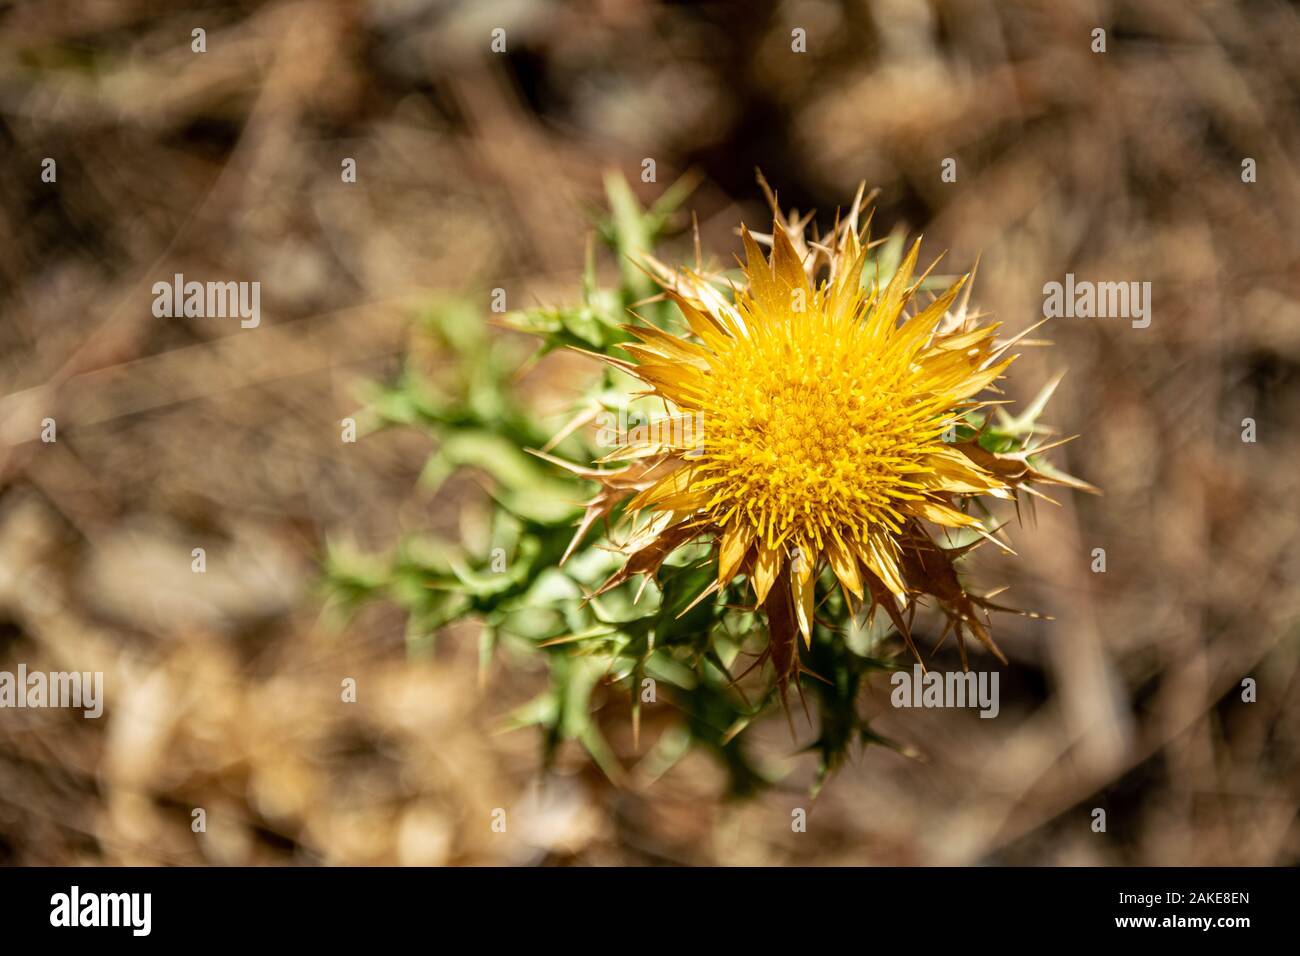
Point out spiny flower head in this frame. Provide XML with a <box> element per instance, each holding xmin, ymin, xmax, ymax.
<box><xmin>632</xmin><ymin>224</ymin><xmax>1010</xmax><ymax>595</ymax></box>
<box><xmin>553</xmin><ymin>187</ymin><xmax>1091</xmax><ymax>696</ymax></box>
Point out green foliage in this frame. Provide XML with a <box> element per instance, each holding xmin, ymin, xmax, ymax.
<box><xmin>323</xmin><ymin>174</ymin><xmax>904</xmax><ymax>793</ymax></box>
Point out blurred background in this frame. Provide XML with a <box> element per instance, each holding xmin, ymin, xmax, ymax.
<box><xmin>1</xmin><ymin>0</ymin><xmax>1298</xmax><ymax>865</ymax></box>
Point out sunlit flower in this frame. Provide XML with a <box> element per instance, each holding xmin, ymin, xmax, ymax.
<box><xmin>547</xmin><ymin>187</ymin><xmax>1092</xmax><ymax>696</ymax></box>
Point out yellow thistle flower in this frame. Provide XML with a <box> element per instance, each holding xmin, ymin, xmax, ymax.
<box><xmin>545</xmin><ymin>186</ymin><xmax>1092</xmax><ymax>699</ymax></box>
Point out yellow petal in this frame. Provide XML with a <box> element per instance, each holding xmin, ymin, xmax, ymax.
<box><xmin>717</xmin><ymin>522</ymin><xmax>754</xmax><ymax>588</ymax></box>
<box><xmin>741</xmin><ymin>226</ymin><xmax>776</xmax><ymax>304</ymax></box>
<box><xmin>825</xmin><ymin>535</ymin><xmax>863</xmax><ymax>600</ymax></box>
<box><xmin>859</xmin><ymin>534</ymin><xmax>906</xmax><ymax>597</ymax></box>
<box><xmin>751</xmin><ymin>541</ymin><xmax>781</xmax><ymax>604</ymax></box>
<box><xmin>880</xmin><ymin>273</ymin><xmax>964</xmax><ymax>363</ymax></box>
<box><xmin>627</xmin><ymin>464</ymin><xmax>696</xmax><ymax>511</ymax></box>
<box><xmin>670</xmin><ymin>293</ymin><xmax>732</xmax><ymax>352</ymax></box>
<box><xmin>913</xmin><ymin>447</ymin><xmax>1006</xmax><ymax>494</ymax></box>
<box><xmin>631</xmin><ymin>362</ymin><xmax>708</xmax><ymax>405</ymax></box>
<box><xmin>791</xmin><ymin>550</ymin><xmax>817</xmax><ymax>646</ymax></box>
<box><xmin>622</xmin><ymin>324</ymin><xmax>712</xmax><ymax>367</ymax></box>
<box><xmin>905</xmin><ymin>498</ymin><xmax>983</xmax><ymax>529</ymax></box>
<box><xmin>770</xmin><ymin>225</ymin><xmax>809</xmax><ymax>296</ymax></box>
<box><xmin>931</xmin><ymin>321</ymin><xmax>998</xmax><ymax>354</ymax></box>
<box><xmin>872</xmin><ymin>238</ymin><xmax>920</xmax><ymax>328</ymax></box>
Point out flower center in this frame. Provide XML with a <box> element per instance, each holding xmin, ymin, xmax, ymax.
<box><xmin>690</xmin><ymin>318</ymin><xmax>934</xmax><ymax>551</ymax></box>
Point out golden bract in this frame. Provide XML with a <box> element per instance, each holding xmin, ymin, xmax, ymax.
<box><xmin>555</xmin><ymin>188</ymin><xmax>1092</xmax><ymax>689</ymax></box>
<box><xmin>621</xmin><ymin>218</ymin><xmax>1009</xmax><ymax>640</ymax></box>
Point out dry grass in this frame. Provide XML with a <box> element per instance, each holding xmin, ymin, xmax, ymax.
<box><xmin>0</xmin><ymin>0</ymin><xmax>1297</xmax><ymax>865</ymax></box>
